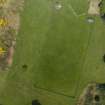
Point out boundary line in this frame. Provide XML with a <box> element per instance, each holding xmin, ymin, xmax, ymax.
<box><xmin>68</xmin><ymin>4</ymin><xmax>86</xmax><ymax>18</ymax></box>
<box><xmin>68</xmin><ymin>4</ymin><xmax>78</xmax><ymax>17</ymax></box>
<box><xmin>74</xmin><ymin>19</ymin><xmax>96</xmax><ymax>97</ymax></box>
<box><xmin>33</xmin><ymin>84</ymin><xmax>75</xmax><ymax>99</ymax></box>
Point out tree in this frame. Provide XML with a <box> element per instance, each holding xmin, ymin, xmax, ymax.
<box><xmin>103</xmin><ymin>55</ymin><xmax>105</xmax><ymax>62</ymax></box>
<box><xmin>32</xmin><ymin>100</ymin><xmax>41</xmax><ymax>105</ymax></box>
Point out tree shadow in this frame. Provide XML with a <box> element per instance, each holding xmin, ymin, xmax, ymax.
<box><xmin>32</xmin><ymin>100</ymin><xmax>41</xmax><ymax>105</ymax></box>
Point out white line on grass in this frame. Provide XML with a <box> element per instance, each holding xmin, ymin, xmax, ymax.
<box><xmin>68</xmin><ymin>4</ymin><xmax>78</xmax><ymax>17</ymax></box>
<box><xmin>78</xmin><ymin>13</ymin><xmax>86</xmax><ymax>17</ymax></box>
<box><xmin>68</xmin><ymin>4</ymin><xmax>86</xmax><ymax>18</ymax></box>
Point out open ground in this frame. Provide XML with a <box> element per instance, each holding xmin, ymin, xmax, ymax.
<box><xmin>0</xmin><ymin>0</ymin><xmax>105</xmax><ymax>105</ymax></box>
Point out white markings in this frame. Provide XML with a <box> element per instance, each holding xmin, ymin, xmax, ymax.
<box><xmin>87</xmin><ymin>18</ymin><xmax>94</xmax><ymax>23</ymax></box>
<box><xmin>53</xmin><ymin>1</ymin><xmax>86</xmax><ymax>18</ymax></box>
<box><xmin>55</xmin><ymin>2</ymin><xmax>62</xmax><ymax>10</ymax></box>
<box><xmin>54</xmin><ymin>1</ymin><xmax>62</xmax><ymax>10</ymax></box>
<box><xmin>68</xmin><ymin>4</ymin><xmax>78</xmax><ymax>17</ymax></box>
<box><xmin>68</xmin><ymin>4</ymin><xmax>86</xmax><ymax>18</ymax></box>
<box><xmin>78</xmin><ymin>13</ymin><xmax>86</xmax><ymax>17</ymax></box>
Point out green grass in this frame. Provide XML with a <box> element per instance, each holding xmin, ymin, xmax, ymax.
<box><xmin>0</xmin><ymin>0</ymin><xmax>105</xmax><ymax>105</ymax></box>
<box><xmin>76</xmin><ymin>17</ymin><xmax>105</xmax><ymax>97</ymax></box>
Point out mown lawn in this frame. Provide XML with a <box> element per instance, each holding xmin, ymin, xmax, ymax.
<box><xmin>76</xmin><ymin>17</ymin><xmax>105</xmax><ymax>97</ymax></box>
<box><xmin>0</xmin><ymin>0</ymin><xmax>105</xmax><ymax>105</ymax></box>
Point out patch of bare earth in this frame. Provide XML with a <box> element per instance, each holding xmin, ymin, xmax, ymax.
<box><xmin>88</xmin><ymin>0</ymin><xmax>102</xmax><ymax>15</ymax></box>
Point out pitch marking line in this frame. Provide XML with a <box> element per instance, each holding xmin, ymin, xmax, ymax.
<box><xmin>78</xmin><ymin>13</ymin><xmax>86</xmax><ymax>17</ymax></box>
<box><xmin>68</xmin><ymin>4</ymin><xmax>78</xmax><ymax>17</ymax></box>
<box><xmin>68</xmin><ymin>4</ymin><xmax>86</xmax><ymax>17</ymax></box>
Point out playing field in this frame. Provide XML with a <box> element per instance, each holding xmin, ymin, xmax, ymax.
<box><xmin>0</xmin><ymin>0</ymin><xmax>105</xmax><ymax>105</ymax></box>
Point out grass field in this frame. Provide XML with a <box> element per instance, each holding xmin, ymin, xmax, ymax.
<box><xmin>0</xmin><ymin>0</ymin><xmax>105</xmax><ymax>105</ymax></box>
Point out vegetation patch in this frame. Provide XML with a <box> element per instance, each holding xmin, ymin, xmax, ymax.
<box><xmin>0</xmin><ymin>0</ymin><xmax>24</xmax><ymax>69</ymax></box>
<box><xmin>32</xmin><ymin>100</ymin><xmax>41</xmax><ymax>105</ymax></box>
<box><xmin>77</xmin><ymin>83</ymin><xmax>105</xmax><ymax>105</ymax></box>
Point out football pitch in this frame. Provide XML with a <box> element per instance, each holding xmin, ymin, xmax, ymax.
<box><xmin>0</xmin><ymin>0</ymin><xmax>105</xmax><ymax>105</ymax></box>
